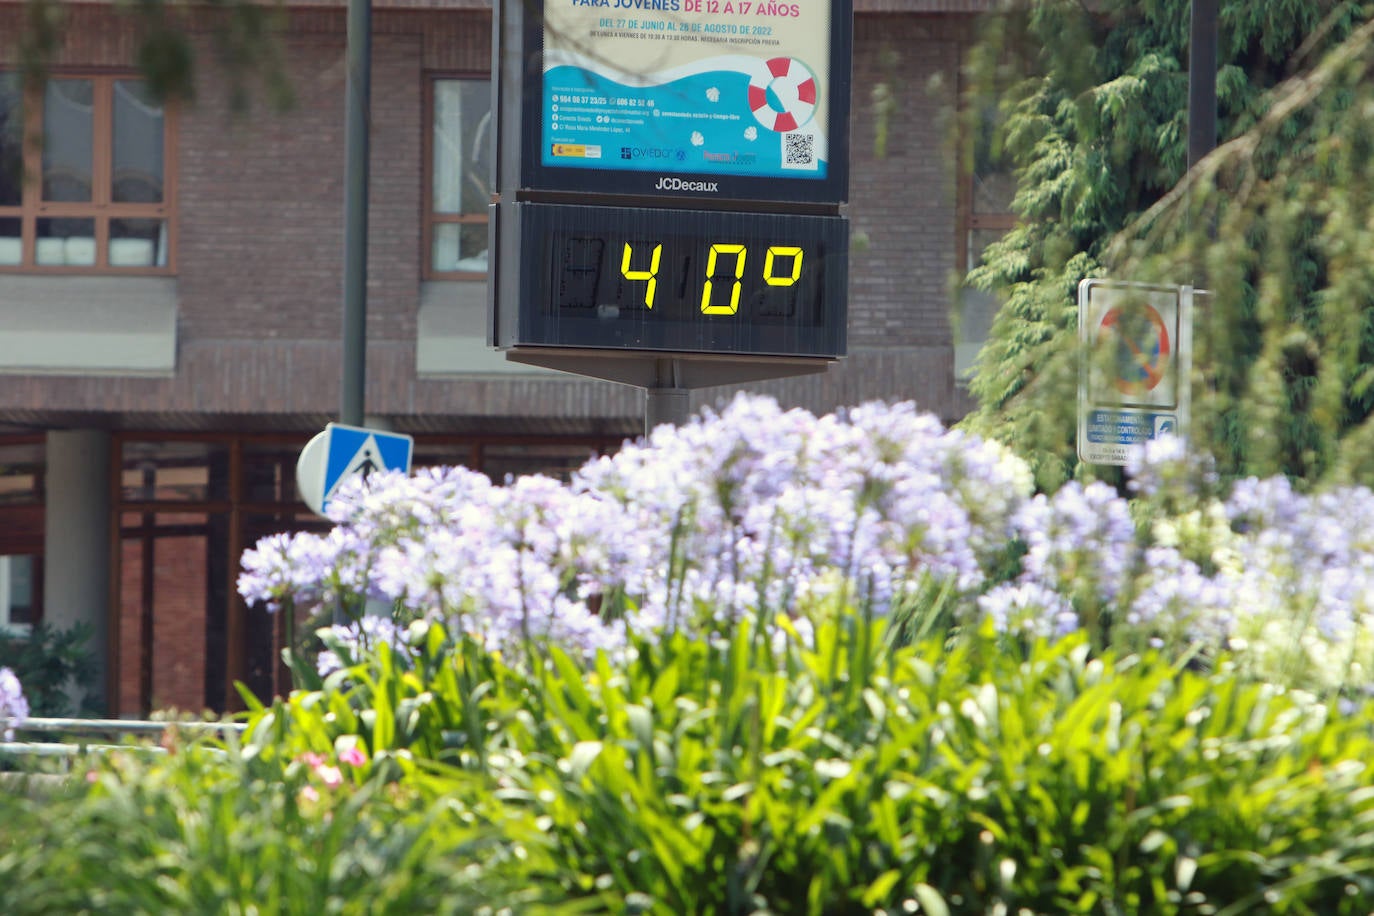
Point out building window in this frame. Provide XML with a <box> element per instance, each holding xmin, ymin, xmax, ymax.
<box><xmin>955</xmin><ymin>102</ymin><xmax>1017</xmax><ymax>378</ymax></box>
<box><xmin>425</xmin><ymin>76</ymin><xmax>491</xmax><ymax>278</ymax></box>
<box><xmin>0</xmin><ymin>555</ymin><xmax>36</xmax><ymax>633</ymax></box>
<box><xmin>0</xmin><ymin>72</ymin><xmax>174</xmax><ymax>272</ymax></box>
<box><xmin>0</xmin><ymin>438</ymin><xmax>43</xmax><ymax>635</ymax></box>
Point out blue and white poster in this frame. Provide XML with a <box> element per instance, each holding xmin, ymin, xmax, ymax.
<box><xmin>541</xmin><ymin>0</ymin><xmax>833</xmax><ymax>181</ymax></box>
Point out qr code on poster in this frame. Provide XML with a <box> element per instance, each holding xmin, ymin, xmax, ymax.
<box><xmin>782</xmin><ymin>132</ymin><xmax>817</xmax><ymax>169</ymax></box>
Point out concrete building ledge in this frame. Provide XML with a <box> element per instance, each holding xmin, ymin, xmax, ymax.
<box><xmin>0</xmin><ymin>276</ymin><xmax>178</xmax><ymax>375</ymax></box>
<box><xmin>417</xmin><ymin>279</ymin><xmax>558</xmax><ymax>377</ymax></box>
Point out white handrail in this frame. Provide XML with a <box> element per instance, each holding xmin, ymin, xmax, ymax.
<box><xmin>16</xmin><ymin>717</ymin><xmax>245</xmax><ymax>736</ymax></box>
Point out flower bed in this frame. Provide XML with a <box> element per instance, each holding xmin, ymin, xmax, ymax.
<box><xmin>5</xmin><ymin>394</ymin><xmax>1374</xmax><ymax>914</ymax></box>
<box><xmin>241</xmin><ymin>393</ymin><xmax>1374</xmax><ymax>698</ymax></box>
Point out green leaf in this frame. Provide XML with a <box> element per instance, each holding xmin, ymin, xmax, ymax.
<box><xmin>912</xmin><ymin>882</ymin><xmax>950</xmax><ymax>916</ymax></box>
<box><xmin>861</xmin><ymin>869</ymin><xmax>903</xmax><ymax>907</ymax></box>
<box><xmin>566</xmin><ymin>740</ymin><xmax>604</xmax><ymax>779</ymax></box>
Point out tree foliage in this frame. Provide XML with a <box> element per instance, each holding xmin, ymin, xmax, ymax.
<box><xmin>10</xmin><ymin>0</ymin><xmax>293</xmax><ymax>110</ymax></box>
<box><xmin>960</xmin><ymin>0</ymin><xmax>1374</xmax><ymax>488</ymax></box>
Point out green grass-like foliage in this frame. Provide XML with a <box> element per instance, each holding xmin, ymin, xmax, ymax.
<box><xmin>215</xmin><ymin>617</ymin><xmax>1374</xmax><ymax>914</ymax></box>
<box><xmin>4</xmin><ymin>613</ymin><xmax>1373</xmax><ymax>913</ymax></box>
<box><xmin>0</xmin><ymin>728</ymin><xmax>519</xmax><ymax>914</ymax></box>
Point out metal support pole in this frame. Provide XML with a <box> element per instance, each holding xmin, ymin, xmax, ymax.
<box><xmin>1180</xmin><ymin>0</ymin><xmax>1215</xmax><ymax>456</ymax></box>
<box><xmin>341</xmin><ymin>0</ymin><xmax>372</xmax><ymax>427</ymax></box>
<box><xmin>644</xmin><ymin>359</ymin><xmax>690</xmax><ymax>436</ymax></box>
<box><xmin>645</xmin><ymin>388</ymin><xmax>689</xmax><ymax>435</ymax></box>
<box><xmin>1187</xmin><ymin>0</ymin><xmax>1218</xmax><ymax>170</ymax></box>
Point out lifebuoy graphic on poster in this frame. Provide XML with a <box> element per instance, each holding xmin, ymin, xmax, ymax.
<box><xmin>747</xmin><ymin>56</ymin><xmax>816</xmax><ymax>135</ymax></box>
<box><xmin>539</xmin><ymin>0</ymin><xmax>836</xmax><ymax>184</ymax></box>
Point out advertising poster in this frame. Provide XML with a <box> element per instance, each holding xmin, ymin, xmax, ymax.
<box><xmin>540</xmin><ymin>0</ymin><xmax>834</xmax><ymax>182</ymax></box>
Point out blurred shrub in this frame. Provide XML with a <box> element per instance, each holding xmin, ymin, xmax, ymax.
<box><xmin>0</xmin><ymin>622</ymin><xmax>96</xmax><ymax>717</ymax></box>
<box><xmin>0</xmin><ymin>731</ymin><xmax>535</xmax><ymax>915</ymax></box>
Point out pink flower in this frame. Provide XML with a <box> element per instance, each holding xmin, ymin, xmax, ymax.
<box><xmin>316</xmin><ymin>764</ymin><xmax>343</xmax><ymax>789</ymax></box>
<box><xmin>299</xmin><ymin>752</ymin><xmax>327</xmax><ymax>768</ymax></box>
<box><xmin>339</xmin><ymin>746</ymin><xmax>367</xmax><ymax>767</ymax></box>
<box><xmin>299</xmin><ymin>785</ymin><xmax>320</xmax><ymax>804</ymax></box>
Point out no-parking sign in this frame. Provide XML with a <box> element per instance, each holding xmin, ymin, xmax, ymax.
<box><xmin>1077</xmin><ymin>279</ymin><xmax>1195</xmax><ymax>466</ymax></box>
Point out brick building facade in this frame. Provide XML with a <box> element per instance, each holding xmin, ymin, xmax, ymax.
<box><xmin>0</xmin><ymin>0</ymin><xmax>1000</xmax><ymax>715</ymax></box>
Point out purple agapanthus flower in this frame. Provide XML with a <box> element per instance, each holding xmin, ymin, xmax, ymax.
<box><xmin>977</xmin><ymin>581</ymin><xmax>1077</xmax><ymax>639</ymax></box>
<box><xmin>317</xmin><ymin>615</ymin><xmax>415</xmax><ymax>678</ymax></box>
<box><xmin>236</xmin><ymin>393</ymin><xmax>1047</xmax><ymax>664</ymax></box>
<box><xmin>1013</xmin><ymin>480</ymin><xmax>1137</xmax><ymax>605</ymax></box>
<box><xmin>232</xmin><ymin>391</ymin><xmax>1374</xmax><ymax>696</ymax></box>
<box><xmin>1</xmin><ymin>666</ymin><xmax>29</xmax><ymax>741</ymax></box>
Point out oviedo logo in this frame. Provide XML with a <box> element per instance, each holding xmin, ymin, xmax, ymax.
<box><xmin>620</xmin><ymin>146</ymin><xmax>678</xmax><ymax>160</ymax></box>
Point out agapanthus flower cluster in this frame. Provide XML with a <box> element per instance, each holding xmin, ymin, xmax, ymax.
<box><xmin>1</xmin><ymin>666</ymin><xmax>29</xmax><ymax>741</ymax></box>
<box><xmin>237</xmin><ymin>394</ymin><xmax>1374</xmax><ymax>695</ymax></box>
<box><xmin>239</xmin><ymin>394</ymin><xmax>1034</xmax><ymax>668</ymax></box>
<box><xmin>316</xmin><ymin>615</ymin><xmax>417</xmax><ymax>677</ymax></box>
<box><xmin>1208</xmin><ymin>480</ymin><xmax>1374</xmax><ymax>689</ymax></box>
<box><xmin>1122</xmin><ymin>446</ymin><xmax>1374</xmax><ymax>689</ymax></box>
<box><xmin>1011</xmin><ymin>481</ymin><xmax>1138</xmax><ymax>607</ymax></box>
<box><xmin>1125</xmin><ymin>433</ymin><xmax>1219</xmax><ymax>502</ymax></box>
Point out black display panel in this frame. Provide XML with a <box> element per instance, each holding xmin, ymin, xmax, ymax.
<box><xmin>496</xmin><ymin>202</ymin><xmax>847</xmax><ymax>358</ymax></box>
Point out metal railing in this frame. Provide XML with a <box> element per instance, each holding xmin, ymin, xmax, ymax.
<box><xmin>2</xmin><ymin>716</ymin><xmax>246</xmax><ymax>760</ymax></box>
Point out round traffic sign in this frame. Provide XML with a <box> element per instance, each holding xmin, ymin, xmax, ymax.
<box><xmin>296</xmin><ymin>429</ymin><xmax>329</xmax><ymax>516</ymax></box>
<box><xmin>1098</xmin><ymin>304</ymin><xmax>1171</xmax><ymax>396</ymax></box>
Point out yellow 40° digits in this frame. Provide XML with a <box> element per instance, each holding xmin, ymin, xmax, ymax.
<box><xmin>620</xmin><ymin>242</ymin><xmax>804</xmax><ymax>313</ymax></box>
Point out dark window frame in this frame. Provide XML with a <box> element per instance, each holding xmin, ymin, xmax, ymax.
<box><xmin>422</xmin><ymin>73</ymin><xmax>492</xmax><ymax>280</ymax></box>
<box><xmin>954</xmin><ymin>56</ymin><xmax>1018</xmax><ymax>379</ymax></box>
<box><xmin>0</xmin><ymin>70</ymin><xmax>177</xmax><ymax>275</ymax></box>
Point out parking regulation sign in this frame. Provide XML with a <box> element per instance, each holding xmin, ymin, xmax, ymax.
<box><xmin>1077</xmin><ymin>279</ymin><xmax>1195</xmax><ymax>466</ymax></box>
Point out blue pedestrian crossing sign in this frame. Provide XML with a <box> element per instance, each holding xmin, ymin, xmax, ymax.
<box><xmin>296</xmin><ymin>422</ymin><xmax>414</xmax><ymax>516</ymax></box>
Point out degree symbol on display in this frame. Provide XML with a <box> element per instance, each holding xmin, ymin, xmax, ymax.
<box><xmin>1098</xmin><ymin>303</ymin><xmax>1171</xmax><ymax>396</ymax></box>
<box><xmin>748</xmin><ymin>57</ymin><xmax>818</xmax><ymax>133</ymax></box>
